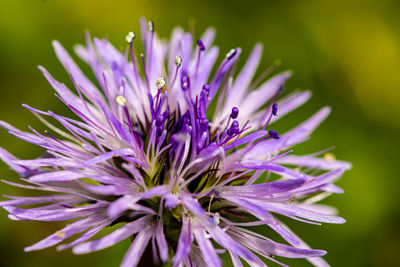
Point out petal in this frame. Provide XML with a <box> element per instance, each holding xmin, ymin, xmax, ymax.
<box><xmin>73</xmin><ymin>215</ymin><xmax>151</xmax><ymax>254</ymax></box>
<box><xmin>173</xmin><ymin>216</ymin><xmax>193</xmax><ymax>266</ymax></box>
<box><xmin>193</xmin><ymin>227</ymin><xmax>221</xmax><ymax>267</ymax></box>
<box><xmin>121</xmin><ymin>226</ymin><xmax>154</xmax><ymax>267</ymax></box>
<box><xmin>24</xmin><ymin>214</ymin><xmax>106</xmax><ymax>251</ymax></box>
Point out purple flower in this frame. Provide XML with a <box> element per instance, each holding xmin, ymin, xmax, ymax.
<box><xmin>0</xmin><ymin>18</ymin><xmax>351</xmax><ymax>267</ymax></box>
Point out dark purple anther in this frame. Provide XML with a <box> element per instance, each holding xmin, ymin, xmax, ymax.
<box><xmin>231</xmin><ymin>120</ymin><xmax>239</xmax><ymax>129</ymax></box>
<box><xmin>227</xmin><ymin>127</ymin><xmax>239</xmax><ymax>136</ymax></box>
<box><xmin>197</xmin><ymin>40</ymin><xmax>206</xmax><ymax>51</ymax></box>
<box><xmin>181</xmin><ymin>74</ymin><xmax>191</xmax><ymax>91</ymax></box>
<box><xmin>226</xmin><ymin>49</ymin><xmax>237</xmax><ymax>60</ymax></box>
<box><xmin>200</xmin><ymin>118</ymin><xmax>209</xmax><ymax>126</ymax></box>
<box><xmin>269</xmin><ymin>130</ymin><xmax>280</xmax><ymax>139</ymax></box>
<box><xmin>202</xmin><ymin>84</ymin><xmax>210</xmax><ymax>92</ymax></box>
<box><xmin>278</xmin><ymin>84</ymin><xmax>284</xmax><ymax>94</ymax></box>
<box><xmin>272</xmin><ymin>103</ymin><xmax>279</xmax><ymax>116</ymax></box>
<box><xmin>230</xmin><ymin>107</ymin><xmax>239</xmax><ymax>119</ymax></box>
<box><xmin>156</xmin><ymin>116</ymin><xmax>163</xmax><ymax>127</ymax></box>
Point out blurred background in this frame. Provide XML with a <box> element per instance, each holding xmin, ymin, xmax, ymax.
<box><xmin>0</xmin><ymin>0</ymin><xmax>399</xmax><ymax>266</ymax></box>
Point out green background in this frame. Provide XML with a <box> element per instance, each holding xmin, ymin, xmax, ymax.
<box><xmin>0</xmin><ymin>0</ymin><xmax>399</xmax><ymax>266</ymax></box>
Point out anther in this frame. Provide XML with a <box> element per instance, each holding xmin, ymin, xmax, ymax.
<box><xmin>278</xmin><ymin>84</ymin><xmax>284</xmax><ymax>94</ymax></box>
<box><xmin>272</xmin><ymin>103</ymin><xmax>279</xmax><ymax>116</ymax></box>
<box><xmin>181</xmin><ymin>74</ymin><xmax>191</xmax><ymax>91</ymax></box>
<box><xmin>156</xmin><ymin>77</ymin><xmax>166</xmax><ymax>90</ymax></box>
<box><xmin>148</xmin><ymin>20</ymin><xmax>154</xmax><ymax>32</ymax></box>
<box><xmin>202</xmin><ymin>84</ymin><xmax>210</xmax><ymax>92</ymax></box>
<box><xmin>268</xmin><ymin>130</ymin><xmax>280</xmax><ymax>139</ymax></box>
<box><xmin>175</xmin><ymin>55</ymin><xmax>182</xmax><ymax>67</ymax></box>
<box><xmin>115</xmin><ymin>95</ymin><xmax>127</xmax><ymax>106</ymax></box>
<box><xmin>125</xmin><ymin>32</ymin><xmax>136</xmax><ymax>44</ymax></box>
<box><xmin>231</xmin><ymin>120</ymin><xmax>239</xmax><ymax>129</ymax></box>
<box><xmin>226</xmin><ymin>48</ymin><xmax>237</xmax><ymax>60</ymax></box>
<box><xmin>155</xmin><ymin>116</ymin><xmax>164</xmax><ymax>127</ymax></box>
<box><xmin>197</xmin><ymin>40</ymin><xmax>206</xmax><ymax>51</ymax></box>
<box><xmin>230</xmin><ymin>107</ymin><xmax>239</xmax><ymax>119</ymax></box>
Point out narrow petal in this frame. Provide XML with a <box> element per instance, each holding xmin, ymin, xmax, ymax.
<box><xmin>24</xmin><ymin>215</ymin><xmax>106</xmax><ymax>251</ymax></box>
<box><xmin>173</xmin><ymin>216</ymin><xmax>193</xmax><ymax>266</ymax></box>
<box><xmin>121</xmin><ymin>226</ymin><xmax>154</xmax><ymax>267</ymax></box>
<box><xmin>193</xmin><ymin>227</ymin><xmax>221</xmax><ymax>267</ymax></box>
<box><xmin>73</xmin><ymin>215</ymin><xmax>151</xmax><ymax>254</ymax></box>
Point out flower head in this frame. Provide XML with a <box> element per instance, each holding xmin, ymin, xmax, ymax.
<box><xmin>0</xmin><ymin>18</ymin><xmax>351</xmax><ymax>267</ymax></box>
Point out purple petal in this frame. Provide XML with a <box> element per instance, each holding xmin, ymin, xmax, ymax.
<box><xmin>275</xmin><ymin>154</ymin><xmax>352</xmax><ymax>170</ymax></box>
<box><xmin>0</xmin><ymin>194</ymin><xmax>73</xmax><ymax>207</ymax></box>
<box><xmin>24</xmin><ymin>214</ymin><xmax>107</xmax><ymax>251</ymax></box>
<box><xmin>250</xmin><ymin>200</ymin><xmax>345</xmax><ymax>224</ymax></box>
<box><xmin>193</xmin><ymin>227</ymin><xmax>221</xmax><ymax>267</ymax></box>
<box><xmin>173</xmin><ymin>216</ymin><xmax>193</xmax><ymax>266</ymax></box>
<box><xmin>231</xmin><ymin>43</ymin><xmax>263</xmax><ymax>102</ymax></box>
<box><xmin>73</xmin><ymin>215</ymin><xmax>151</xmax><ymax>254</ymax></box>
<box><xmin>29</xmin><ymin>170</ymin><xmax>87</xmax><ymax>183</ymax></box>
<box><xmin>57</xmin><ymin>220</ymin><xmax>110</xmax><ymax>251</ymax></box>
<box><xmin>155</xmin><ymin>220</ymin><xmax>169</xmax><ymax>263</ymax></box>
<box><xmin>221</xmin><ymin>178</ymin><xmax>306</xmax><ymax>196</ymax></box>
<box><xmin>4</xmin><ymin>203</ymin><xmax>104</xmax><ymax>221</ymax></box>
<box><xmin>121</xmin><ymin>226</ymin><xmax>154</xmax><ymax>267</ymax></box>
<box><xmin>0</xmin><ymin>147</ymin><xmax>27</xmax><ymax>175</ymax></box>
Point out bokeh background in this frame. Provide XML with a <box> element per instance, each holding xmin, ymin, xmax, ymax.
<box><xmin>0</xmin><ymin>0</ymin><xmax>399</xmax><ymax>266</ymax></box>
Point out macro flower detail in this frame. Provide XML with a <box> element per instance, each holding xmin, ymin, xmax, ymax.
<box><xmin>0</xmin><ymin>18</ymin><xmax>351</xmax><ymax>267</ymax></box>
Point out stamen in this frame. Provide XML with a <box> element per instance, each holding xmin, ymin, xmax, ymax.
<box><xmin>194</xmin><ymin>40</ymin><xmax>206</xmax><ymax>81</ymax></box>
<box><xmin>278</xmin><ymin>84</ymin><xmax>284</xmax><ymax>94</ymax></box>
<box><xmin>226</xmin><ymin>48</ymin><xmax>237</xmax><ymax>60</ymax></box>
<box><xmin>197</xmin><ymin>40</ymin><xmax>206</xmax><ymax>51</ymax></box>
<box><xmin>175</xmin><ymin>55</ymin><xmax>182</xmax><ymax>67</ymax></box>
<box><xmin>227</xmin><ymin>120</ymin><xmax>239</xmax><ymax>136</ymax></box>
<box><xmin>202</xmin><ymin>84</ymin><xmax>210</xmax><ymax>92</ymax></box>
<box><xmin>126</xmin><ymin>32</ymin><xmax>141</xmax><ymax>90</ymax></box>
<box><xmin>115</xmin><ymin>95</ymin><xmax>127</xmax><ymax>106</ymax></box>
<box><xmin>140</xmin><ymin>53</ymin><xmax>150</xmax><ymax>92</ymax></box>
<box><xmin>181</xmin><ymin>74</ymin><xmax>191</xmax><ymax>91</ymax></box>
<box><xmin>272</xmin><ymin>103</ymin><xmax>278</xmax><ymax>116</ymax></box>
<box><xmin>170</xmin><ymin>56</ymin><xmax>182</xmax><ymax>89</ymax></box>
<box><xmin>156</xmin><ymin>77</ymin><xmax>166</xmax><ymax>90</ymax></box>
<box><xmin>125</xmin><ymin>32</ymin><xmax>136</xmax><ymax>44</ymax></box>
<box><xmin>268</xmin><ymin>130</ymin><xmax>280</xmax><ymax>139</ymax></box>
<box><xmin>148</xmin><ymin>20</ymin><xmax>154</xmax><ymax>33</ymax></box>
<box><xmin>230</xmin><ymin>107</ymin><xmax>239</xmax><ymax>119</ymax></box>
<box><xmin>231</xmin><ymin>120</ymin><xmax>239</xmax><ymax>128</ymax></box>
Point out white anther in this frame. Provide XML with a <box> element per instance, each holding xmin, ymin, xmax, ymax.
<box><xmin>115</xmin><ymin>95</ymin><xmax>127</xmax><ymax>106</ymax></box>
<box><xmin>214</xmin><ymin>212</ymin><xmax>220</xmax><ymax>225</ymax></box>
<box><xmin>156</xmin><ymin>77</ymin><xmax>166</xmax><ymax>89</ymax></box>
<box><xmin>125</xmin><ymin>32</ymin><xmax>135</xmax><ymax>44</ymax></box>
<box><xmin>175</xmin><ymin>55</ymin><xmax>182</xmax><ymax>67</ymax></box>
<box><xmin>148</xmin><ymin>21</ymin><xmax>154</xmax><ymax>32</ymax></box>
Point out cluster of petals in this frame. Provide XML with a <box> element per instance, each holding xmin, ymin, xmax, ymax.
<box><xmin>0</xmin><ymin>18</ymin><xmax>351</xmax><ymax>267</ymax></box>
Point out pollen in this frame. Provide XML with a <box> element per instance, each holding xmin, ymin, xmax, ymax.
<box><xmin>56</xmin><ymin>231</ymin><xmax>66</xmax><ymax>238</ymax></box>
<box><xmin>156</xmin><ymin>77</ymin><xmax>166</xmax><ymax>90</ymax></box>
<box><xmin>115</xmin><ymin>95</ymin><xmax>127</xmax><ymax>106</ymax></box>
<box><xmin>125</xmin><ymin>32</ymin><xmax>135</xmax><ymax>44</ymax></box>
<box><xmin>175</xmin><ymin>55</ymin><xmax>182</xmax><ymax>67</ymax></box>
<box><xmin>324</xmin><ymin>153</ymin><xmax>336</xmax><ymax>162</ymax></box>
